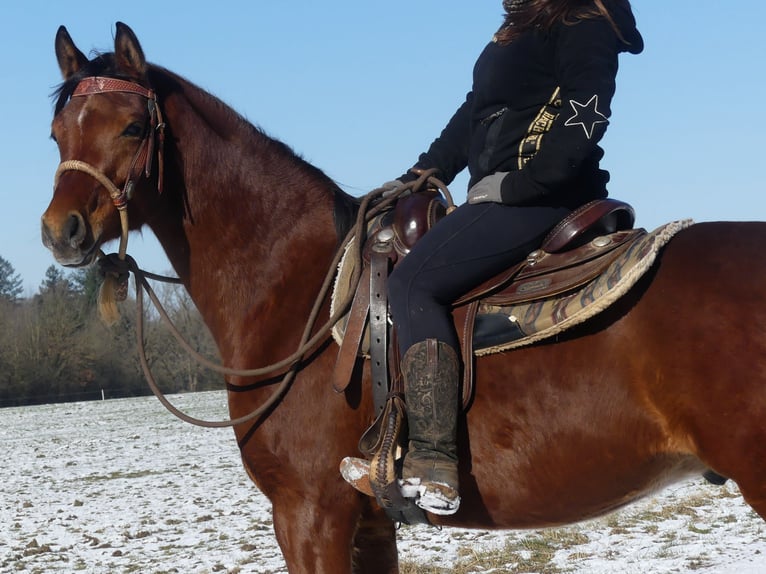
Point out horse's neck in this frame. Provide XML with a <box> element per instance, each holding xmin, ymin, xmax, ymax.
<box><xmin>150</xmin><ymin>80</ymin><xmax>346</xmax><ymax>357</ymax></box>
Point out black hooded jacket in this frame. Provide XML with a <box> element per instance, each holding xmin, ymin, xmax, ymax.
<box><xmin>411</xmin><ymin>3</ymin><xmax>643</xmax><ymax>208</ymax></box>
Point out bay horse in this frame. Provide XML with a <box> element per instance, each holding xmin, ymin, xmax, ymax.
<box><xmin>41</xmin><ymin>22</ymin><xmax>766</xmax><ymax>573</ymax></box>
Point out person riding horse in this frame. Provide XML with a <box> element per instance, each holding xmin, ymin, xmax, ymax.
<box><xmin>343</xmin><ymin>0</ymin><xmax>643</xmax><ymax>515</ymax></box>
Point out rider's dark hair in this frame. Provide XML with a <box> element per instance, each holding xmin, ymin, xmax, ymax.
<box><xmin>495</xmin><ymin>0</ymin><xmax>631</xmax><ymax>45</ymax></box>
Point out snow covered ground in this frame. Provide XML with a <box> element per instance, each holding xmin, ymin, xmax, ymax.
<box><xmin>1</xmin><ymin>391</ymin><xmax>764</xmax><ymax>573</ymax></box>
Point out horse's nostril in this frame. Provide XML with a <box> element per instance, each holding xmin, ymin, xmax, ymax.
<box><xmin>64</xmin><ymin>212</ymin><xmax>86</xmax><ymax>248</ymax></box>
<box><xmin>40</xmin><ymin>218</ymin><xmax>54</xmax><ymax>249</ymax></box>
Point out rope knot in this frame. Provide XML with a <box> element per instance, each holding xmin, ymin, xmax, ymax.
<box><xmin>98</xmin><ymin>253</ymin><xmax>131</xmax><ymax>302</ymax></box>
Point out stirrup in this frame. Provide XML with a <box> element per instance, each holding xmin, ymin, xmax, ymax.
<box><xmin>340</xmin><ymin>457</ymin><xmax>375</xmax><ymax>497</ymax></box>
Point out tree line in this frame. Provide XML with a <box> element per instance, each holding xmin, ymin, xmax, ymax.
<box><xmin>0</xmin><ymin>256</ymin><xmax>221</xmax><ymax>407</ymax></box>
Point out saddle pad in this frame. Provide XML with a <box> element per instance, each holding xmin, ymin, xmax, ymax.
<box><xmin>331</xmin><ymin>219</ymin><xmax>694</xmax><ymax>357</ymax></box>
<box><xmin>331</xmin><ymin>236</ymin><xmax>369</xmax><ymax>352</ymax></box>
<box><xmin>474</xmin><ymin>219</ymin><xmax>693</xmax><ymax>356</ymax></box>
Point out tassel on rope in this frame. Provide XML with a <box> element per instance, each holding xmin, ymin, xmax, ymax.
<box><xmin>97</xmin><ymin>252</ymin><xmax>131</xmax><ymax>325</ymax></box>
<box><xmin>98</xmin><ymin>274</ymin><xmax>124</xmax><ymax>326</ymax></box>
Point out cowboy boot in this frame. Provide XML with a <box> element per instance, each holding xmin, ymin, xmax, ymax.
<box><xmin>399</xmin><ymin>338</ymin><xmax>461</xmax><ymax>515</ymax></box>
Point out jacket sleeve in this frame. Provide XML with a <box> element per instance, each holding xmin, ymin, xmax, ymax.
<box><xmin>500</xmin><ymin>17</ymin><xmax>620</xmax><ymax>205</ymax></box>
<box><xmin>409</xmin><ymin>92</ymin><xmax>473</xmax><ymax>185</ymax></box>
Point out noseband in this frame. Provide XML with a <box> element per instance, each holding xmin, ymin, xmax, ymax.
<box><xmin>54</xmin><ymin>76</ymin><xmax>166</xmax><ymax>261</ymax></box>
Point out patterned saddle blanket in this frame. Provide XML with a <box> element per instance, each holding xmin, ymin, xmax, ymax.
<box><xmin>331</xmin><ymin>194</ymin><xmax>692</xmax><ymax>357</ymax></box>
<box><xmin>467</xmin><ymin>219</ymin><xmax>691</xmax><ymax>355</ymax></box>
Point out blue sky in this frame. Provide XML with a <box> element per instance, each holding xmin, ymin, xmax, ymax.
<box><xmin>2</xmin><ymin>1</ymin><xmax>764</xmax><ymax>293</ymax></box>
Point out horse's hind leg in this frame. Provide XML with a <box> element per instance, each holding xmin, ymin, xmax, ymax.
<box><xmin>352</xmin><ymin>502</ymin><xmax>399</xmax><ymax>574</ymax></box>
<box><xmin>693</xmin><ymin>418</ymin><xmax>766</xmax><ymax>523</ymax></box>
<box><xmin>729</xmin><ymin>473</ymin><xmax>766</xmax><ymax>523</ymax></box>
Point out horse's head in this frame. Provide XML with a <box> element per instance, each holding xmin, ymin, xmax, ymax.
<box><xmin>41</xmin><ymin>22</ymin><xmax>163</xmax><ymax>267</ymax></box>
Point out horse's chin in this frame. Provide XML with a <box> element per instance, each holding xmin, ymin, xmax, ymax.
<box><xmin>52</xmin><ymin>243</ymin><xmax>100</xmax><ymax>268</ymax></box>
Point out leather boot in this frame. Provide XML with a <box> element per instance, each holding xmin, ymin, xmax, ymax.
<box><xmin>400</xmin><ymin>338</ymin><xmax>461</xmax><ymax>515</ymax></box>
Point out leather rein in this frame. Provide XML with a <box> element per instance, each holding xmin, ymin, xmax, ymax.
<box><xmin>54</xmin><ymin>75</ymin><xmax>453</xmax><ymax>429</ymax></box>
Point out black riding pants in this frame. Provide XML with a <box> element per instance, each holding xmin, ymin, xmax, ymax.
<box><xmin>388</xmin><ymin>201</ymin><xmax>571</xmax><ymax>355</ymax></box>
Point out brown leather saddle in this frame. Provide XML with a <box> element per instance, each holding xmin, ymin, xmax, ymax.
<box><xmin>332</xmin><ymin>191</ymin><xmax>641</xmax><ymax>414</ymax></box>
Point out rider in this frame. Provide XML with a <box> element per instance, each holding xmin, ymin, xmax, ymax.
<box><xmin>345</xmin><ymin>0</ymin><xmax>642</xmax><ymax>515</ymax></box>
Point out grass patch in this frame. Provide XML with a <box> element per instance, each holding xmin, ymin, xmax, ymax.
<box><xmin>79</xmin><ymin>469</ymin><xmax>166</xmax><ymax>482</ymax></box>
<box><xmin>686</xmin><ymin>554</ymin><xmax>712</xmax><ymax>570</ymax></box>
<box><xmin>401</xmin><ymin>528</ymin><xmax>588</xmax><ymax>574</ymax></box>
<box><xmin>687</xmin><ymin>523</ymin><xmax>712</xmax><ymax>535</ymax></box>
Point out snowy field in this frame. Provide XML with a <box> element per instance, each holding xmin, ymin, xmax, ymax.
<box><xmin>1</xmin><ymin>391</ymin><xmax>764</xmax><ymax>574</ymax></box>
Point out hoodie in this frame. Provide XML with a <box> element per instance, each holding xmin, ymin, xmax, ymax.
<box><xmin>410</xmin><ymin>2</ymin><xmax>643</xmax><ymax>208</ymax></box>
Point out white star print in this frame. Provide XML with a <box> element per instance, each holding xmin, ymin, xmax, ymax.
<box><xmin>564</xmin><ymin>94</ymin><xmax>609</xmax><ymax>139</ymax></box>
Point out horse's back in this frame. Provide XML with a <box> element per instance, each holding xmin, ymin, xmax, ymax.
<box><xmin>654</xmin><ymin>220</ymin><xmax>766</xmax><ymax>294</ymax></box>
<box><xmin>637</xmin><ymin>221</ymin><xmax>766</xmax><ymax>363</ymax></box>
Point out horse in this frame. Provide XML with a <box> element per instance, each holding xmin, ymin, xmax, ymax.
<box><xmin>41</xmin><ymin>22</ymin><xmax>766</xmax><ymax>574</ymax></box>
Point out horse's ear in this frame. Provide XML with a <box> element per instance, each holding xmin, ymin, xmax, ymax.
<box><xmin>55</xmin><ymin>26</ymin><xmax>88</xmax><ymax>80</ymax></box>
<box><xmin>114</xmin><ymin>22</ymin><xmax>147</xmax><ymax>80</ymax></box>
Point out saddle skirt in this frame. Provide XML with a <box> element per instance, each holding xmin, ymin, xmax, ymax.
<box><xmin>331</xmin><ymin>194</ymin><xmax>693</xmax><ymax>358</ymax></box>
<box><xmin>469</xmin><ymin>218</ymin><xmax>692</xmax><ymax>355</ymax></box>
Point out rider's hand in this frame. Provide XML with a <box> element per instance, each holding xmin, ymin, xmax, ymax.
<box><xmin>380</xmin><ymin>168</ymin><xmax>422</xmax><ymax>198</ymax></box>
<box><xmin>381</xmin><ymin>179</ymin><xmax>406</xmax><ymax>198</ymax></box>
<box><xmin>467</xmin><ymin>172</ymin><xmax>508</xmax><ymax>204</ymax></box>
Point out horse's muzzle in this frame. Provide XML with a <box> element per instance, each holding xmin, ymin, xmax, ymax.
<box><xmin>40</xmin><ymin>210</ymin><xmax>96</xmax><ymax>267</ymax></box>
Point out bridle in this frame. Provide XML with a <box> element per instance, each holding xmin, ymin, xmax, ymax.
<box><xmin>53</xmin><ymin>76</ymin><xmax>166</xmax><ymax>263</ymax></box>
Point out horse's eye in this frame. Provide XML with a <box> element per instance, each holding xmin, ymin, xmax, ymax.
<box><xmin>122</xmin><ymin>122</ymin><xmax>146</xmax><ymax>138</ymax></box>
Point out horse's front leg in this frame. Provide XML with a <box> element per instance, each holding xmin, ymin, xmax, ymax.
<box><xmin>351</xmin><ymin>502</ymin><xmax>399</xmax><ymax>574</ymax></box>
<box><xmin>271</xmin><ymin>487</ymin><xmax>399</xmax><ymax>574</ymax></box>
